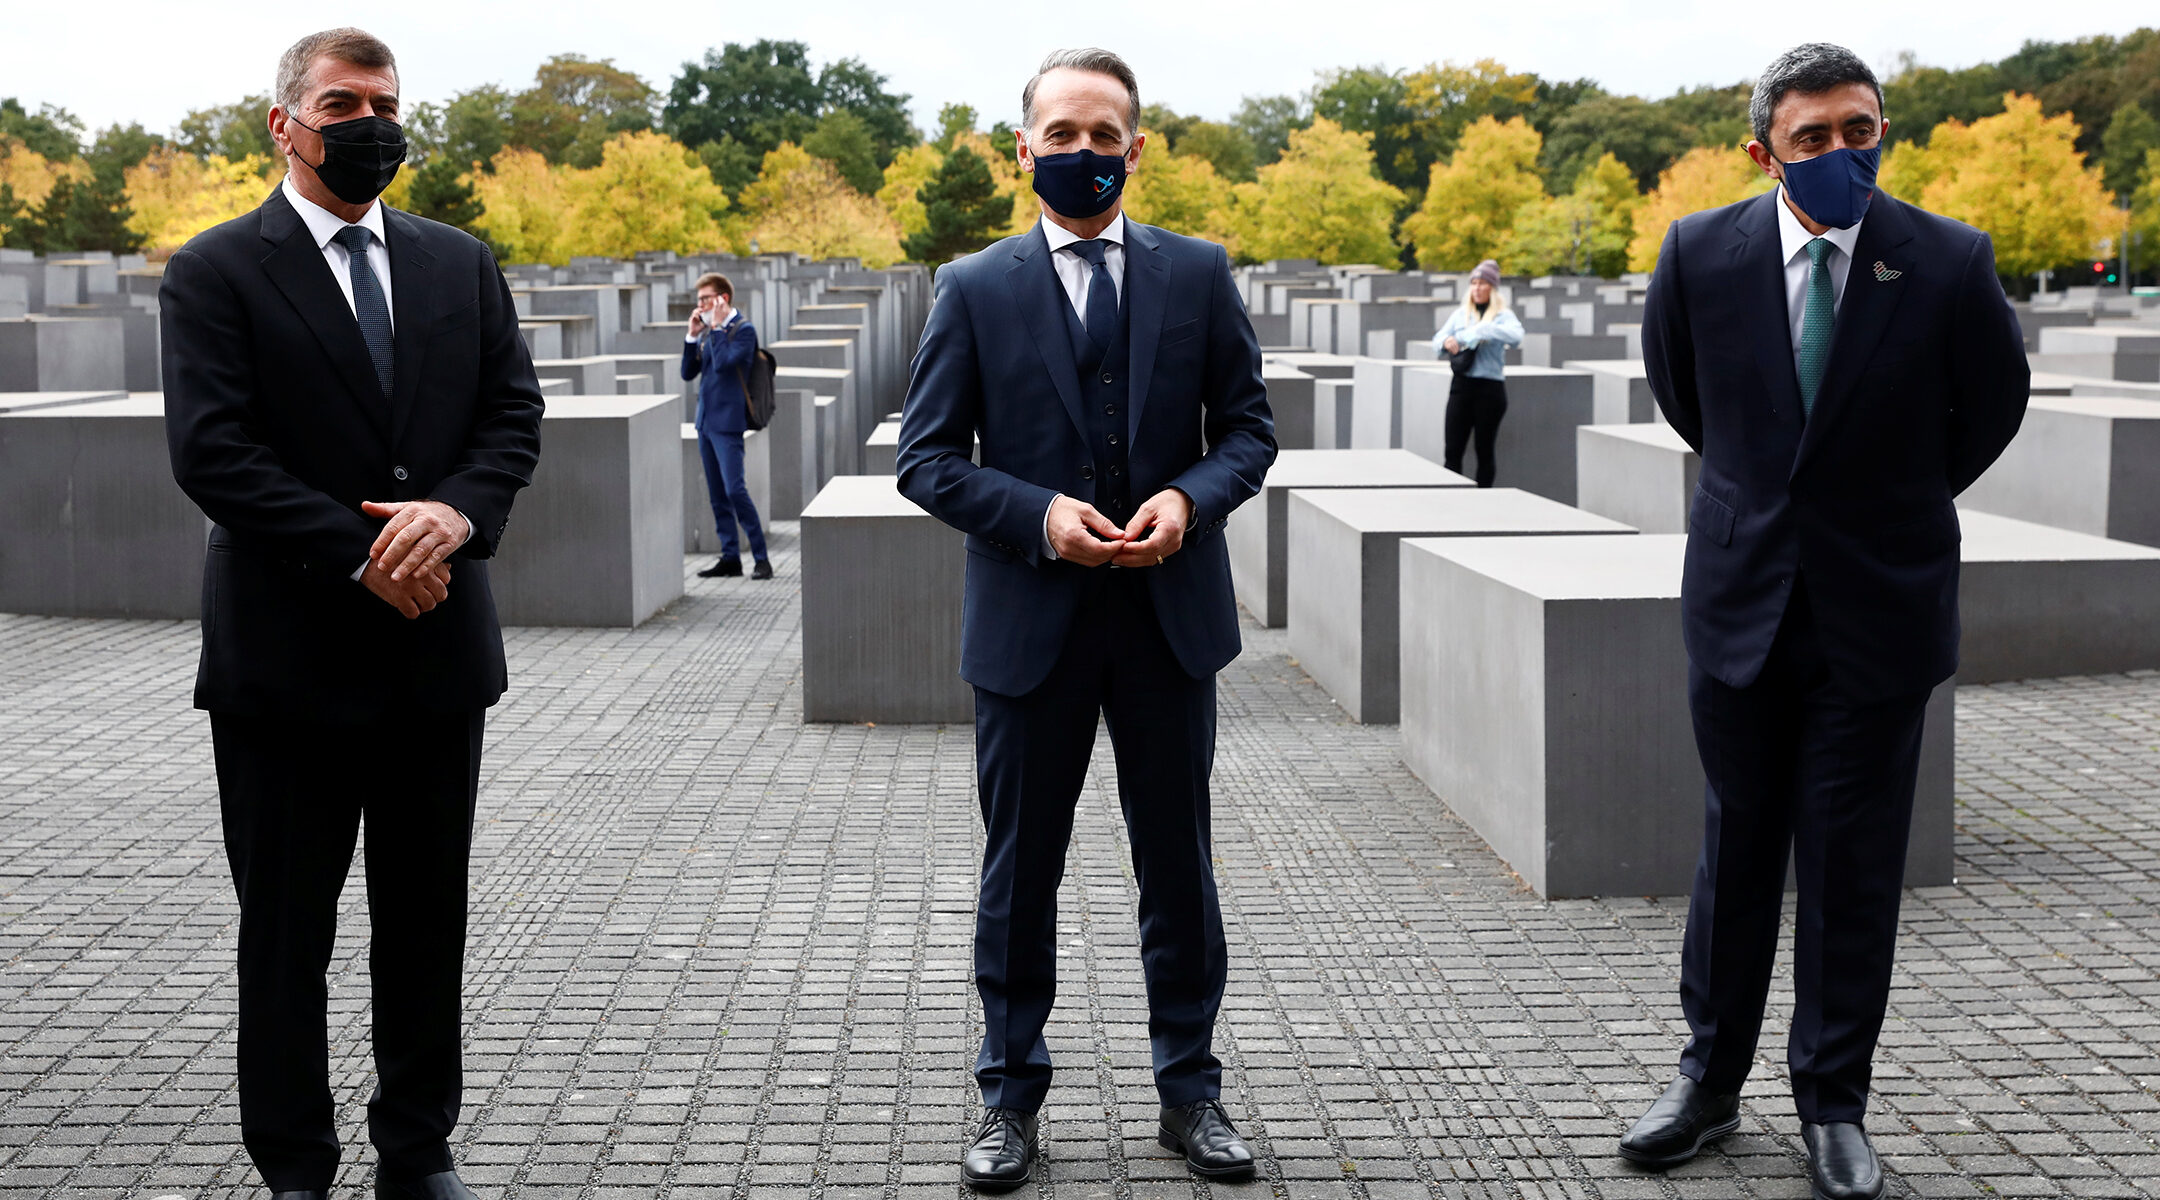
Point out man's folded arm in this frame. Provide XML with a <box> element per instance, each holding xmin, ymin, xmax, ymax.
<box><xmin>1168</xmin><ymin>244</ymin><xmax>1276</xmax><ymax>540</ymax></box>
<box><xmin>161</xmin><ymin>247</ymin><xmax>378</xmax><ymax>572</ymax></box>
<box><xmin>1945</xmin><ymin>231</ymin><xmax>2029</xmax><ymax>496</ymax></box>
<box><xmin>1642</xmin><ymin>223</ymin><xmax>1704</xmax><ymax>453</ymax></box>
<box><xmin>895</xmin><ymin>271</ymin><xmax>1059</xmax><ymax>560</ymax></box>
<box><xmin>425</xmin><ymin>252</ymin><xmax>546</xmax><ymax>559</ymax></box>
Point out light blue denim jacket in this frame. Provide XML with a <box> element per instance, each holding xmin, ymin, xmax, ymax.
<box><xmin>1431</xmin><ymin>306</ymin><xmax>1524</xmax><ymax>382</ymax></box>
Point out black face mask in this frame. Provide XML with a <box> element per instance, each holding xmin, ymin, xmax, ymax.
<box><xmin>287</xmin><ymin>113</ymin><xmax>406</xmax><ymax>205</ymax></box>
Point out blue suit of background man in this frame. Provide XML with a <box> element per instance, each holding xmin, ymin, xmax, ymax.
<box><xmin>1643</xmin><ymin>186</ymin><xmax>2027</xmax><ymax>1123</ymax></box>
<box><xmin>897</xmin><ymin>216</ymin><xmax>1275</xmax><ymax>1114</ymax></box>
<box><xmin>681</xmin><ymin>310</ymin><xmax>767</xmax><ymax>565</ymax></box>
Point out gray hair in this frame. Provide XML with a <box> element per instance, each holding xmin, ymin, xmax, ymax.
<box><xmin>1749</xmin><ymin>43</ymin><xmax>1882</xmax><ymax>149</ymax></box>
<box><xmin>276</xmin><ymin>28</ymin><xmax>398</xmax><ymax>114</ymax></box>
<box><xmin>1020</xmin><ymin>48</ymin><xmax>1141</xmax><ymax>136</ymax></box>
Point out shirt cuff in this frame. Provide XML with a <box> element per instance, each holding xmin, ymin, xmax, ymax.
<box><xmin>1043</xmin><ymin>494</ymin><xmax>1062</xmax><ymax>560</ymax></box>
<box><xmin>685</xmin><ymin>333</ymin><xmax>700</xmax><ymax>343</ymax></box>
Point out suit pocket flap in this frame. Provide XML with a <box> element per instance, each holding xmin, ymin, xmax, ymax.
<box><xmin>1689</xmin><ymin>488</ymin><xmax>1735</xmax><ymax>546</ymax></box>
<box><xmin>432</xmin><ymin>299</ymin><xmax>481</xmax><ymax>333</ymax></box>
<box><xmin>1159</xmin><ymin>317</ymin><xmax>1202</xmax><ymax>346</ymax></box>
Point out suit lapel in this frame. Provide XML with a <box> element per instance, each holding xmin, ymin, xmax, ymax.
<box><xmin>383</xmin><ymin>207</ymin><xmax>437</xmax><ymax>448</ymax></box>
<box><xmin>1006</xmin><ymin>225</ymin><xmax>1090</xmax><ymax>446</ymax></box>
<box><xmin>258</xmin><ymin>190</ymin><xmax>390</xmax><ymax>436</ymax></box>
<box><xmin>1733</xmin><ymin>192</ymin><xmax>1805</xmax><ymax>441</ymax></box>
<box><xmin>1122</xmin><ymin>221</ymin><xmax>1170</xmax><ymax>447</ymax></box>
<box><xmin>1793</xmin><ymin>195</ymin><xmax>1916</xmax><ymax>474</ymax></box>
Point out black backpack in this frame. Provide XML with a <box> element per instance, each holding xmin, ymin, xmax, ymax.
<box><xmin>736</xmin><ymin>346</ymin><xmax>778</xmax><ymax>430</ymax></box>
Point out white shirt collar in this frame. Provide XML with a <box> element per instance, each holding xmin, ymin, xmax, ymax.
<box><xmin>282</xmin><ymin>175</ymin><xmax>387</xmax><ymax>252</ymax></box>
<box><xmin>1040</xmin><ymin>212</ymin><xmax>1127</xmax><ymax>254</ymax></box>
<box><xmin>1775</xmin><ymin>185</ymin><xmax>1862</xmax><ymax>265</ymax></box>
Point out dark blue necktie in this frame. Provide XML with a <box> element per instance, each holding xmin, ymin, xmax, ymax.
<box><xmin>333</xmin><ymin>224</ymin><xmax>394</xmax><ymax>398</ymax></box>
<box><xmin>1066</xmin><ymin>238</ymin><xmax>1118</xmax><ymax>349</ymax></box>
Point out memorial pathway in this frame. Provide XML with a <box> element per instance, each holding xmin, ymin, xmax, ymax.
<box><xmin>2</xmin><ymin>524</ymin><xmax>2156</xmax><ymax>1198</ymax></box>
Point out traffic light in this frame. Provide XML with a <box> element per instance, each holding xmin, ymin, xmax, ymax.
<box><xmin>2092</xmin><ymin>261</ymin><xmax>2120</xmax><ymax>285</ymax></box>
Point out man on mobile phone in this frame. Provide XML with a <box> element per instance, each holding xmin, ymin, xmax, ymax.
<box><xmin>681</xmin><ymin>272</ymin><xmax>771</xmax><ymax>580</ymax></box>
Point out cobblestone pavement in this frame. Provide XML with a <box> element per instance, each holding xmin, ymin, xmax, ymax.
<box><xmin>3</xmin><ymin>523</ymin><xmax>2157</xmax><ymax>1199</ymax></box>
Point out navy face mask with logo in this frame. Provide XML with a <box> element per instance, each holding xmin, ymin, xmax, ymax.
<box><xmin>1776</xmin><ymin>144</ymin><xmax>1881</xmax><ymax>230</ymax></box>
<box><xmin>1030</xmin><ymin>146</ymin><xmax>1129</xmax><ymax>219</ymax></box>
<box><xmin>288</xmin><ymin>113</ymin><xmax>408</xmax><ymax>206</ymax></box>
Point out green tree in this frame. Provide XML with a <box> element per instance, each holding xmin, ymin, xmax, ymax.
<box><xmin>1173</xmin><ymin>121</ymin><xmax>1258</xmax><ymax>182</ymax></box>
<box><xmin>507</xmin><ymin>55</ymin><xmax>656</xmax><ymax>168</ymax></box>
<box><xmin>16</xmin><ymin>171</ymin><xmax>142</xmax><ymax>254</ymax></box>
<box><xmin>1222</xmin><ymin>118</ymin><xmax>1402</xmax><ymax>266</ymax></box>
<box><xmin>2101</xmin><ymin>103</ymin><xmax>2160</xmax><ymax>197</ymax></box>
<box><xmin>408</xmin><ymin>86</ymin><xmax>514</xmax><ymax>172</ymax></box>
<box><xmin>803</xmin><ymin>109</ymin><xmax>880</xmax><ymax>194</ymax></box>
<box><xmin>0</xmin><ymin>98</ymin><xmax>83</xmax><ymax>159</ymax></box>
<box><xmin>2129</xmin><ymin>148</ymin><xmax>2160</xmax><ymax>273</ymax></box>
<box><xmin>695</xmin><ymin>136</ymin><xmax>759</xmax><ymax>194</ymax></box>
<box><xmin>665</xmin><ymin>40</ymin><xmax>823</xmax><ymax>158</ymax></box>
<box><xmin>406</xmin><ymin>157</ymin><xmax>494</xmax><ymax>252</ymax></box>
<box><xmin>176</xmin><ymin>94</ymin><xmax>276</xmax><ymax>162</ymax></box>
<box><xmin>1310</xmin><ymin>66</ymin><xmax>1417</xmax><ymax>191</ymax></box>
<box><xmin>0</xmin><ymin>182</ymin><xmax>26</xmax><ymax>249</ymax></box>
<box><xmin>906</xmin><ymin>144</ymin><xmax>1003</xmax><ymax>262</ymax></box>
<box><xmin>934</xmin><ymin>103</ymin><xmax>978</xmax><ymax>151</ymax></box>
<box><xmin>817</xmin><ymin>58</ymin><xmax>916</xmax><ymax>165</ymax></box>
<box><xmin>84</xmin><ymin>123</ymin><xmax>164</xmax><ymax>188</ymax></box>
<box><xmin>1397</xmin><ymin>59</ymin><xmax>1544</xmax><ymax>182</ymax></box>
<box><xmin>1231</xmin><ymin>94</ymin><xmax>1310</xmax><ymax>168</ymax></box>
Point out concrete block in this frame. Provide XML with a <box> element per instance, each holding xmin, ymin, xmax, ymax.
<box><xmin>530</xmin><ymin>356</ymin><xmax>619</xmax><ymax>396</ymax></box>
<box><xmin>0</xmin><ymin>317</ymin><xmax>125</xmax><ymax>391</ymax></box>
<box><xmin>0</xmin><ymin>390</ymin><xmax>125</xmax><ymax>413</ymax></box>
<box><xmin>518</xmin><ymin>322</ymin><xmax>563</xmax><ymax>361</ymax></box>
<box><xmin>1227</xmin><ymin>448</ymin><xmax>1470</xmax><ymax>627</ymax></box>
<box><xmin>1262</xmin><ymin>352</ymin><xmax>1358</xmax><ymax>380</ymax></box>
<box><xmin>491</xmin><ymin>395</ymin><xmax>682</xmax><ymax>627</ymax></box>
<box><xmin>1263</xmin><ymin>365</ymin><xmax>1320</xmax><ymax>450</ymax></box>
<box><xmin>2036</xmin><ymin>325</ymin><xmax>2160</xmax><ymax>381</ymax></box>
<box><xmin>767</xmin><ymin>387</ymin><xmax>816</xmax><ymax>521</ymax></box>
<box><xmin>0</xmin><ymin>395</ymin><xmax>205</xmax><ymax>618</ymax></box>
<box><xmin>800</xmin><ymin>475</ymin><xmax>970</xmax><ymax>724</ymax></box>
<box><xmin>523</xmin><ymin>286</ymin><xmax>624</xmax><ymax>354</ymax></box>
<box><xmin>1565</xmin><ymin>359</ymin><xmax>1659</xmax><ymax>423</ymax></box>
<box><xmin>1288</xmin><ymin>487</ymin><xmax>1633</xmax><ymax>722</ymax></box>
<box><xmin>1398</xmin><ymin>534</ymin><xmax>1952</xmax><ymax>898</ymax></box>
<box><xmin>1348</xmin><ymin>357</ymin><xmax>1427</xmax><ymax>449</ymax></box>
<box><xmin>1575</xmin><ymin>423</ymin><xmax>1700</xmax><ymax>534</ymax></box>
<box><xmin>1959</xmin><ymin>395</ymin><xmax>2160</xmax><ymax>547</ymax></box>
<box><xmin>1521</xmin><ymin>332</ymin><xmax>1627</xmax><ymax>368</ymax></box>
<box><xmin>1314</xmin><ymin>379</ymin><xmax>1354</xmax><ymax>449</ymax></box>
<box><xmin>1400</xmin><ymin>366</ymin><xmax>1596</xmax><ymax>504</ymax></box>
<box><xmin>865</xmin><ymin>417</ymin><xmax>901</xmax><ymax>474</ymax></box>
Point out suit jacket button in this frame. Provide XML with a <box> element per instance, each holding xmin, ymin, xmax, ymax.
<box><xmin>1081</xmin><ymin>466</ymin><xmax>1094</xmax><ymax>480</ymax></box>
<box><xmin>1108</xmin><ymin>434</ymin><xmax>1120</xmax><ymax>446</ymax></box>
<box><xmin>1101</xmin><ymin>373</ymin><xmax>1114</xmax><ymax>384</ymax></box>
<box><xmin>393</xmin><ymin>465</ymin><xmax>409</xmax><ymax>481</ymax></box>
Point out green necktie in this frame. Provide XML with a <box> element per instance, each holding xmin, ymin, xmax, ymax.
<box><xmin>1797</xmin><ymin>236</ymin><xmax>1834</xmax><ymax>417</ymax></box>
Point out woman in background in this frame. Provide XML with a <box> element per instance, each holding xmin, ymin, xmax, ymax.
<box><xmin>1431</xmin><ymin>260</ymin><xmax>1523</xmax><ymax>487</ymax></box>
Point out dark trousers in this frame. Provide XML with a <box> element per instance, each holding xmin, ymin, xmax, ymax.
<box><xmin>971</xmin><ymin>570</ymin><xmax>1226</xmax><ymax>1113</ymax></box>
<box><xmin>698</xmin><ymin>425</ymin><xmax>767</xmax><ymax>562</ymax></box>
<box><xmin>210</xmin><ymin>711</ymin><xmax>484</xmax><ymax>1189</ymax></box>
<box><xmin>1443</xmin><ymin>375</ymin><xmax>1507</xmax><ymax>487</ymax></box>
<box><xmin>1677</xmin><ymin>579</ymin><xmax>1930</xmax><ymax>1122</ymax></box>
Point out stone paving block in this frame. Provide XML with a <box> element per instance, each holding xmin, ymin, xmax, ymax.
<box><xmin>1227</xmin><ymin>449</ymin><xmax>1470</xmax><ymax>628</ymax></box>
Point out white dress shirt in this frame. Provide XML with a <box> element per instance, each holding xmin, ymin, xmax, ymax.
<box><xmin>281</xmin><ymin>176</ymin><xmax>393</xmax><ymax>333</ymax></box>
<box><xmin>1036</xmin><ymin>214</ymin><xmax>1130</xmax><ymax>559</ymax></box>
<box><xmin>1774</xmin><ymin>185</ymin><xmax>1862</xmax><ymax>370</ymax></box>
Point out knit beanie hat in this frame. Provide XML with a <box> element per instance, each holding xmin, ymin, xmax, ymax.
<box><xmin>1471</xmin><ymin>260</ymin><xmax>1500</xmax><ymax>285</ymax></box>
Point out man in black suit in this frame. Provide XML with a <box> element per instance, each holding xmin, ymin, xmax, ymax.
<box><xmin>1621</xmin><ymin>43</ymin><xmax>2027</xmax><ymax>1200</ymax></box>
<box><xmin>896</xmin><ymin>47</ymin><xmax>1275</xmax><ymax>1192</ymax></box>
<box><xmin>161</xmin><ymin>28</ymin><xmax>542</xmax><ymax>1200</ymax></box>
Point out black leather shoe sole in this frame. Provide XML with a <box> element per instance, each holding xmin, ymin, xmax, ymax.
<box><xmin>959</xmin><ymin>1159</ymin><xmax>1033</xmax><ymax>1192</ymax></box>
<box><xmin>1617</xmin><ymin>1112</ymin><xmax>1741</xmax><ymax>1169</ymax></box>
<box><xmin>1157</xmin><ymin>1130</ymin><xmax>1257</xmax><ymax>1180</ymax></box>
<box><xmin>1810</xmin><ymin>1175</ymin><xmax>1886</xmax><ymax>1200</ymax></box>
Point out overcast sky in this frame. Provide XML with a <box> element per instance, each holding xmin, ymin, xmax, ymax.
<box><xmin>6</xmin><ymin>0</ymin><xmax>2155</xmax><ymax>142</ymax></box>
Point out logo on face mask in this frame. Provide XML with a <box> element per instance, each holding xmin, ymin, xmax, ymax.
<box><xmin>1775</xmin><ymin>144</ymin><xmax>1881</xmax><ymax>230</ymax></box>
<box><xmin>1031</xmin><ymin>147</ymin><xmax>1129</xmax><ymax>219</ymax></box>
<box><xmin>287</xmin><ymin>113</ymin><xmax>407</xmax><ymax>206</ymax></box>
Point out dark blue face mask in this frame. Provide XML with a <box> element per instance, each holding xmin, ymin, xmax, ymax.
<box><xmin>1775</xmin><ymin>144</ymin><xmax>1881</xmax><ymax>230</ymax></box>
<box><xmin>1029</xmin><ymin>146</ymin><xmax>1129</xmax><ymax>219</ymax></box>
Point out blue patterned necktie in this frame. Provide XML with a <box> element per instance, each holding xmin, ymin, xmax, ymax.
<box><xmin>1797</xmin><ymin>236</ymin><xmax>1834</xmax><ymax>417</ymax></box>
<box><xmin>1066</xmin><ymin>238</ymin><xmax>1118</xmax><ymax>349</ymax></box>
<box><xmin>333</xmin><ymin>224</ymin><xmax>394</xmax><ymax>398</ymax></box>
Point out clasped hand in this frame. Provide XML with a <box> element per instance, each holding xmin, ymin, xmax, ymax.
<box><xmin>1047</xmin><ymin>489</ymin><xmax>1192</xmax><ymax>568</ymax></box>
<box><xmin>358</xmin><ymin>499</ymin><xmax>471</xmax><ymax>619</ymax></box>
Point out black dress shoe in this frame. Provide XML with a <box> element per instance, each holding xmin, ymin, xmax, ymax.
<box><xmin>376</xmin><ymin>1169</ymin><xmax>479</xmax><ymax>1200</ymax></box>
<box><xmin>1158</xmin><ymin>1098</ymin><xmax>1256</xmax><ymax>1180</ymax></box>
<box><xmin>960</xmin><ymin>1107</ymin><xmax>1038</xmax><ymax>1192</ymax></box>
<box><xmin>697</xmin><ymin>557</ymin><xmax>742</xmax><ymax>578</ymax></box>
<box><xmin>751</xmin><ymin>559</ymin><xmax>774</xmax><ymax>580</ymax></box>
<box><xmin>1802</xmin><ymin>1121</ymin><xmax>1885</xmax><ymax>1200</ymax></box>
<box><xmin>270</xmin><ymin>1192</ymin><xmax>329</xmax><ymax>1200</ymax></box>
<box><xmin>1618</xmin><ymin>1075</ymin><xmax>1742</xmax><ymax>1168</ymax></box>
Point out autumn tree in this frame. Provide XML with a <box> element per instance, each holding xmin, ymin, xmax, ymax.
<box><xmin>1500</xmin><ymin>151</ymin><xmax>1641</xmax><ymax>276</ymax></box>
<box><xmin>1629</xmin><ymin>146</ymin><xmax>1774</xmax><ymax>271</ymax></box>
<box><xmin>506</xmin><ymin>55</ymin><xmax>656</xmax><ymax>169</ymax></box>
<box><xmin>1403</xmin><ymin>115</ymin><xmax>1546</xmax><ymax>270</ymax></box>
<box><xmin>124</xmin><ymin>148</ymin><xmax>278</xmax><ymax>256</ymax></box>
<box><xmin>1221</xmin><ymin>118</ymin><xmax>1402</xmax><ymax>266</ymax></box>
<box><xmin>743</xmin><ymin>142</ymin><xmax>903</xmax><ymax>267</ymax></box>
<box><xmin>905</xmin><ymin>145</ymin><xmax>1004</xmax><ymax>263</ymax></box>
<box><xmin>2130</xmin><ymin>148</ymin><xmax>2160</xmax><ymax>273</ymax></box>
<box><xmin>877</xmin><ymin>143</ymin><xmax>944</xmax><ymax>238</ymax></box>
<box><xmin>175</xmin><ymin>95</ymin><xmax>277</xmax><ymax>162</ymax></box>
<box><xmin>470</xmin><ymin>147</ymin><xmax>574</xmax><ymax>263</ymax></box>
<box><xmin>1122</xmin><ymin>142</ymin><xmax>1235</xmax><ymax>243</ymax></box>
<box><xmin>561</xmin><ymin>130</ymin><xmax>729</xmax><ymax>259</ymax></box>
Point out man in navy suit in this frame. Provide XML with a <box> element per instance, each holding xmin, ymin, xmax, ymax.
<box><xmin>896</xmin><ymin>47</ymin><xmax>1275</xmax><ymax>1192</ymax></box>
<box><xmin>681</xmin><ymin>271</ymin><xmax>771</xmax><ymax>580</ymax></box>
<box><xmin>1622</xmin><ymin>43</ymin><xmax>2027</xmax><ymax>1200</ymax></box>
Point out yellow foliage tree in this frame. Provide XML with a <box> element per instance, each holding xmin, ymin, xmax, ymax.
<box><xmin>1121</xmin><ymin>133</ymin><xmax>1234</xmax><ymax>243</ymax></box>
<box><xmin>1883</xmin><ymin>94</ymin><xmax>2117</xmax><ymax>279</ymax></box>
<box><xmin>470</xmin><ymin>146</ymin><xmax>573</xmax><ymax>264</ymax></box>
<box><xmin>741</xmin><ymin>143</ymin><xmax>905</xmax><ymax>268</ymax></box>
<box><xmin>2130</xmin><ymin>148</ymin><xmax>2160</xmax><ymax>273</ymax></box>
<box><xmin>1221</xmin><ymin>118</ymin><xmax>1402</xmax><ymax>266</ymax></box>
<box><xmin>1629</xmin><ymin>146</ymin><xmax>1775</xmax><ymax>271</ymax></box>
<box><xmin>123</xmin><ymin>148</ymin><xmax>280</xmax><ymax>256</ymax></box>
<box><xmin>877</xmin><ymin>142</ymin><xmax>944</xmax><ymax>238</ymax></box>
<box><xmin>1</xmin><ymin>137</ymin><xmax>88</xmax><ymax>240</ymax></box>
<box><xmin>1403</xmin><ymin>115</ymin><xmax>1546</xmax><ymax>270</ymax></box>
<box><xmin>559</xmin><ymin>130</ymin><xmax>730</xmax><ymax>260</ymax></box>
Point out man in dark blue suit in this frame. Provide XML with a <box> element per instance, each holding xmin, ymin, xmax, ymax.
<box><xmin>1622</xmin><ymin>44</ymin><xmax>2027</xmax><ymax>1200</ymax></box>
<box><xmin>680</xmin><ymin>271</ymin><xmax>771</xmax><ymax>580</ymax></box>
<box><xmin>895</xmin><ymin>47</ymin><xmax>1275</xmax><ymax>1192</ymax></box>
